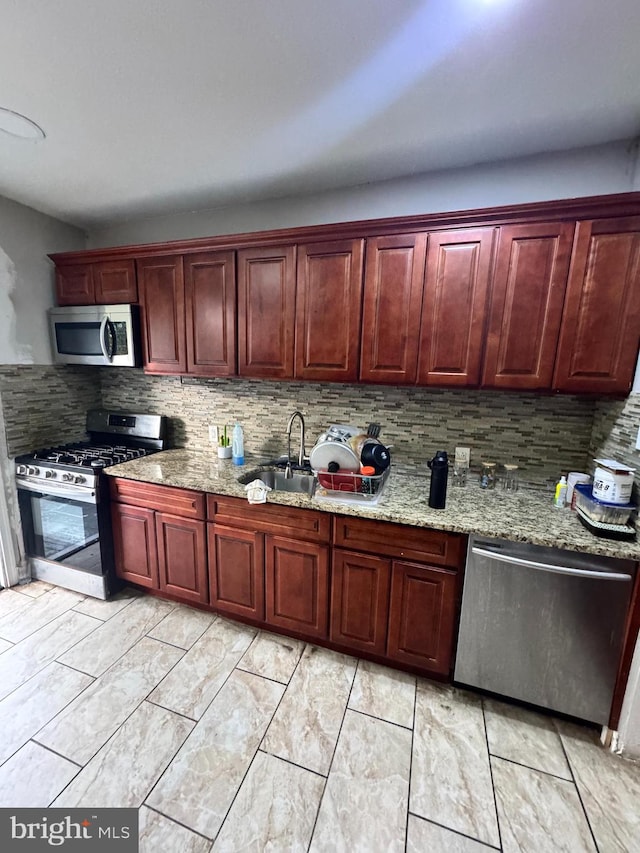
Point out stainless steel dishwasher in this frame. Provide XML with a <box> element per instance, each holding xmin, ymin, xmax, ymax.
<box><xmin>454</xmin><ymin>535</ymin><xmax>636</xmax><ymax>724</ymax></box>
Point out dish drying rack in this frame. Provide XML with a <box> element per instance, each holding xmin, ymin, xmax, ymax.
<box><xmin>313</xmin><ymin>467</ymin><xmax>390</xmax><ymax>505</ymax></box>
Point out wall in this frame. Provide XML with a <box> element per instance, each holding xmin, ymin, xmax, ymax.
<box><xmin>618</xmin><ymin>641</ymin><xmax>640</xmax><ymax>758</ymax></box>
<box><xmin>633</xmin><ymin>141</ymin><xmax>640</xmax><ymax>191</ymax></box>
<box><xmin>0</xmin><ymin>195</ymin><xmax>86</xmax><ymax>365</ymax></box>
<box><xmin>87</xmin><ymin>140</ymin><xmax>639</xmax><ymax>248</ymax></box>
<box><xmin>592</xmin><ymin>391</ymin><xmax>640</xmax><ymax>758</ymax></box>
<box><xmin>0</xmin><ymin>195</ymin><xmax>87</xmax><ymax>583</ymax></box>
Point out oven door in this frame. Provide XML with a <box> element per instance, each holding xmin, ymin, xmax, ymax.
<box><xmin>17</xmin><ymin>479</ymin><xmax>103</xmax><ymax>574</ymax></box>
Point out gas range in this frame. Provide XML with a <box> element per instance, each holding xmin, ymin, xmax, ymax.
<box><xmin>15</xmin><ymin>411</ymin><xmax>165</xmax><ymax>491</ymax></box>
<box><xmin>15</xmin><ymin>409</ymin><xmax>166</xmax><ymax>599</ymax></box>
<box><xmin>17</xmin><ymin>442</ymin><xmax>156</xmax><ymax>488</ymax></box>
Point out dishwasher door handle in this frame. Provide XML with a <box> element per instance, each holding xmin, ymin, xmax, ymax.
<box><xmin>471</xmin><ymin>546</ymin><xmax>633</xmax><ymax>581</ymax></box>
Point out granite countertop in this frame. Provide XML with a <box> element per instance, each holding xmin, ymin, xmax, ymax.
<box><xmin>105</xmin><ymin>449</ymin><xmax>640</xmax><ymax>562</ymax></box>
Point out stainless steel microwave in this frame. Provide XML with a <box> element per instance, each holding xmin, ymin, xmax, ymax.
<box><xmin>49</xmin><ymin>304</ymin><xmax>140</xmax><ymax>367</ymax></box>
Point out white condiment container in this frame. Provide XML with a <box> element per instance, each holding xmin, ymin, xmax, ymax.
<box><xmin>592</xmin><ymin>459</ymin><xmax>635</xmax><ymax>505</ymax></box>
<box><xmin>566</xmin><ymin>472</ymin><xmax>591</xmax><ymax>510</ymax></box>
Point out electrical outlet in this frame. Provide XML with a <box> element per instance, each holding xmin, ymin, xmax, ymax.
<box><xmin>636</xmin><ymin>426</ymin><xmax>640</xmax><ymax>450</ymax></box>
<box><xmin>209</xmin><ymin>425</ymin><xmax>218</xmax><ymax>444</ymax></box>
<box><xmin>455</xmin><ymin>446</ymin><xmax>471</xmax><ymax>466</ymax></box>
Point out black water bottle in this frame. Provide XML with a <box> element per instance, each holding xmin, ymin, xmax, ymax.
<box><xmin>428</xmin><ymin>450</ymin><xmax>449</xmax><ymax>509</ymax></box>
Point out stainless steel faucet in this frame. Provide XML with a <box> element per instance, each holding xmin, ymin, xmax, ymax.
<box><xmin>285</xmin><ymin>411</ymin><xmax>306</xmax><ymax>478</ymax></box>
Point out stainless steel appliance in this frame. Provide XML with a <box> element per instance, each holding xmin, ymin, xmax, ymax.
<box><xmin>49</xmin><ymin>304</ymin><xmax>140</xmax><ymax>366</ymax></box>
<box><xmin>16</xmin><ymin>410</ymin><xmax>165</xmax><ymax>599</ymax></box>
<box><xmin>454</xmin><ymin>535</ymin><xmax>636</xmax><ymax>724</ymax></box>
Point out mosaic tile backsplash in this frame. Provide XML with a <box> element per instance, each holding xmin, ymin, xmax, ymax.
<box><xmin>99</xmin><ymin>369</ymin><xmax>598</xmax><ymax>488</ymax></box>
<box><xmin>0</xmin><ymin>366</ymin><xmax>101</xmax><ymax>456</ymax></box>
<box><xmin>2</xmin><ymin>365</ymin><xmax>637</xmax><ymax>491</ymax></box>
<box><xmin>590</xmin><ymin>394</ymin><xmax>640</xmax><ymax>496</ymax></box>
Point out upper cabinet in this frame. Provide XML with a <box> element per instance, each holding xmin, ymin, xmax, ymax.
<box><xmin>138</xmin><ymin>251</ymin><xmax>236</xmax><ymax>378</ymax></box>
<box><xmin>553</xmin><ymin>217</ymin><xmax>640</xmax><ymax>394</ymax></box>
<box><xmin>483</xmin><ymin>223</ymin><xmax>574</xmax><ymax>390</ymax></box>
<box><xmin>237</xmin><ymin>239</ymin><xmax>365</xmax><ymax>383</ymax></box>
<box><xmin>237</xmin><ymin>245</ymin><xmax>296</xmax><ymax>379</ymax></box>
<box><xmin>360</xmin><ymin>233</ymin><xmax>426</xmax><ymax>384</ymax></box>
<box><xmin>50</xmin><ymin>194</ymin><xmax>640</xmax><ymax>395</ymax></box>
<box><xmin>137</xmin><ymin>255</ymin><xmax>186</xmax><ymax>374</ymax></box>
<box><xmin>56</xmin><ymin>260</ymin><xmax>137</xmax><ymax>305</ymax></box>
<box><xmin>417</xmin><ymin>228</ymin><xmax>494</xmax><ymax>386</ymax></box>
<box><xmin>185</xmin><ymin>251</ymin><xmax>236</xmax><ymax>377</ymax></box>
<box><xmin>295</xmin><ymin>239</ymin><xmax>364</xmax><ymax>382</ymax></box>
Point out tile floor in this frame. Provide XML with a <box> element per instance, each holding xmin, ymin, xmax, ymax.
<box><xmin>0</xmin><ymin>580</ymin><xmax>639</xmax><ymax>851</ymax></box>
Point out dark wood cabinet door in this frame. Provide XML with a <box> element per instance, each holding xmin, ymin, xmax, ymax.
<box><xmin>417</xmin><ymin>228</ymin><xmax>494</xmax><ymax>386</ymax></box>
<box><xmin>295</xmin><ymin>239</ymin><xmax>364</xmax><ymax>382</ymax></box>
<box><xmin>265</xmin><ymin>534</ymin><xmax>329</xmax><ymax>640</ymax></box>
<box><xmin>553</xmin><ymin>217</ymin><xmax>640</xmax><ymax>394</ymax></box>
<box><xmin>137</xmin><ymin>255</ymin><xmax>186</xmax><ymax>374</ymax></box>
<box><xmin>111</xmin><ymin>503</ymin><xmax>158</xmax><ymax>589</ymax></box>
<box><xmin>238</xmin><ymin>245</ymin><xmax>296</xmax><ymax>378</ymax></box>
<box><xmin>155</xmin><ymin>512</ymin><xmax>208</xmax><ymax>604</ymax></box>
<box><xmin>360</xmin><ymin>233</ymin><xmax>427</xmax><ymax>384</ymax></box>
<box><xmin>94</xmin><ymin>260</ymin><xmax>137</xmax><ymax>304</ymax></box>
<box><xmin>208</xmin><ymin>524</ymin><xmax>264</xmax><ymax>620</ymax></box>
<box><xmin>185</xmin><ymin>251</ymin><xmax>236</xmax><ymax>377</ymax></box>
<box><xmin>330</xmin><ymin>550</ymin><xmax>391</xmax><ymax>655</ymax></box>
<box><xmin>387</xmin><ymin>561</ymin><xmax>457</xmax><ymax>675</ymax></box>
<box><xmin>55</xmin><ymin>264</ymin><xmax>95</xmax><ymax>305</ymax></box>
<box><xmin>483</xmin><ymin>223</ymin><xmax>574</xmax><ymax>390</ymax></box>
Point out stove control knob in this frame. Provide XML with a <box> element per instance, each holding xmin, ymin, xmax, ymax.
<box><xmin>45</xmin><ymin>470</ymin><xmax>56</xmax><ymax>479</ymax></box>
<box><xmin>74</xmin><ymin>475</ymin><xmax>86</xmax><ymax>484</ymax></box>
<box><xmin>61</xmin><ymin>473</ymin><xmax>74</xmax><ymax>482</ymax></box>
<box><xmin>16</xmin><ymin>464</ymin><xmax>27</xmax><ymax>475</ymax></box>
<box><xmin>27</xmin><ymin>466</ymin><xmax>40</xmax><ymax>476</ymax></box>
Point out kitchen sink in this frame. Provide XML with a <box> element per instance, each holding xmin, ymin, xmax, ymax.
<box><xmin>238</xmin><ymin>468</ymin><xmax>316</xmax><ymax>496</ymax></box>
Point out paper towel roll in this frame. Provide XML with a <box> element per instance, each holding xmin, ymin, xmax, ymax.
<box><xmin>567</xmin><ymin>472</ymin><xmax>591</xmax><ymax>509</ymax></box>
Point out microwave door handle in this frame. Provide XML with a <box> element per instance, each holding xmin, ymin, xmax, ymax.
<box><xmin>105</xmin><ymin>318</ymin><xmax>116</xmax><ymax>359</ymax></box>
<box><xmin>99</xmin><ymin>316</ymin><xmax>115</xmax><ymax>361</ymax></box>
<box><xmin>99</xmin><ymin>316</ymin><xmax>110</xmax><ymax>360</ymax></box>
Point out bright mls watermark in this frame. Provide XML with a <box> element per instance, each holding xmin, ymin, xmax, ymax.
<box><xmin>0</xmin><ymin>809</ymin><xmax>138</xmax><ymax>851</ymax></box>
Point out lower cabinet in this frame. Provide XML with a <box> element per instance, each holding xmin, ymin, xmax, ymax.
<box><xmin>206</xmin><ymin>495</ymin><xmax>331</xmax><ymax>640</ymax></box>
<box><xmin>110</xmin><ymin>478</ymin><xmax>464</xmax><ymax>677</ymax></box>
<box><xmin>387</xmin><ymin>560</ymin><xmax>458</xmax><ymax>675</ymax></box>
<box><xmin>111</xmin><ymin>503</ymin><xmax>159</xmax><ymax>589</ymax></box>
<box><xmin>265</xmin><ymin>535</ymin><xmax>330</xmax><ymax>640</ymax></box>
<box><xmin>110</xmin><ymin>480</ymin><xmax>208</xmax><ymax>604</ymax></box>
<box><xmin>330</xmin><ymin>518</ymin><xmax>464</xmax><ymax>676</ymax></box>
<box><xmin>208</xmin><ymin>524</ymin><xmax>265</xmax><ymax>620</ymax></box>
<box><xmin>155</xmin><ymin>512</ymin><xmax>208</xmax><ymax>605</ymax></box>
<box><xmin>330</xmin><ymin>550</ymin><xmax>391</xmax><ymax>655</ymax></box>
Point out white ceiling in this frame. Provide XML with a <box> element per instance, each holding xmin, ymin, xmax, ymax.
<box><xmin>1</xmin><ymin>0</ymin><xmax>640</xmax><ymax>229</ymax></box>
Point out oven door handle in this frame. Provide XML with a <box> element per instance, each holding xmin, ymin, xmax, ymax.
<box><xmin>17</xmin><ymin>479</ymin><xmax>97</xmax><ymax>504</ymax></box>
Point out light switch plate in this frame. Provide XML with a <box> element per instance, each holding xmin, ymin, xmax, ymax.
<box><xmin>209</xmin><ymin>425</ymin><xmax>218</xmax><ymax>444</ymax></box>
<box><xmin>636</xmin><ymin>426</ymin><xmax>640</xmax><ymax>450</ymax></box>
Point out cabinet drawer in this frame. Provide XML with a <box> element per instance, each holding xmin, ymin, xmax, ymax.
<box><xmin>207</xmin><ymin>494</ymin><xmax>330</xmax><ymax>542</ymax></box>
<box><xmin>333</xmin><ymin>516</ymin><xmax>465</xmax><ymax>568</ymax></box>
<box><xmin>109</xmin><ymin>478</ymin><xmax>205</xmax><ymax>520</ymax></box>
